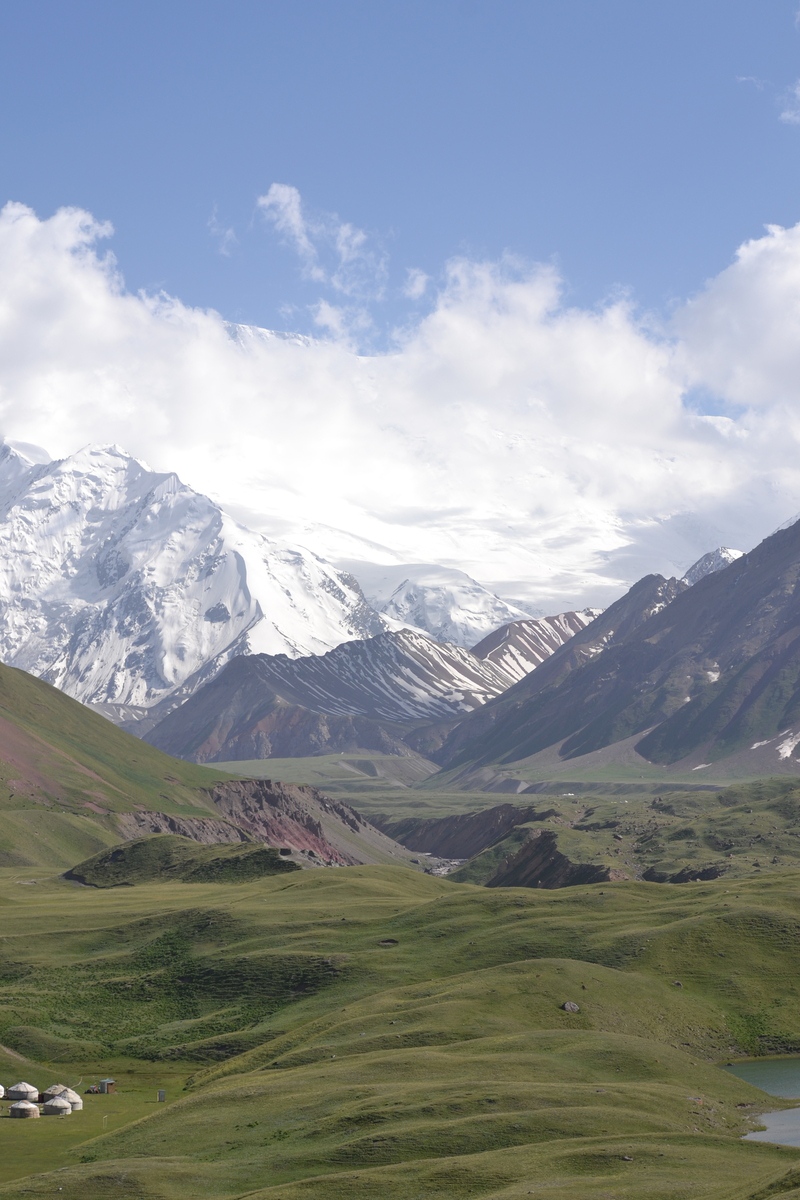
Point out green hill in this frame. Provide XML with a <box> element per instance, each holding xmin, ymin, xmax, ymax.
<box><xmin>5</xmin><ymin>661</ymin><xmax>800</xmax><ymax>1196</ymax></box>
<box><xmin>1</xmin><ymin>861</ymin><xmax>800</xmax><ymax>1197</ymax></box>
<box><xmin>0</xmin><ymin>660</ymin><xmax>229</xmax><ymax>868</ymax></box>
<box><xmin>64</xmin><ymin>834</ymin><xmax>301</xmax><ymax>886</ymax></box>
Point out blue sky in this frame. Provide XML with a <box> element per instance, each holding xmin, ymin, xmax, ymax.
<box><xmin>5</xmin><ymin>2</ymin><xmax>800</xmax><ymax>607</ymax></box>
<box><xmin>3</xmin><ymin>0</ymin><xmax>800</xmax><ymax>335</ymax></box>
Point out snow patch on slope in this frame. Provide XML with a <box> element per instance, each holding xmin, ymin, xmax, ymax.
<box><xmin>471</xmin><ymin>610</ymin><xmax>603</xmax><ymax>683</ymax></box>
<box><xmin>0</xmin><ymin>443</ymin><xmax>387</xmax><ymax>718</ymax></box>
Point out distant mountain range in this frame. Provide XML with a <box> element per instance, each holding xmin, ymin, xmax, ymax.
<box><xmin>434</xmin><ymin>522</ymin><xmax>800</xmax><ymax>777</ymax></box>
<box><xmin>0</xmin><ymin>438</ymin><xmax>765</xmax><ymax>776</ymax></box>
<box><xmin>0</xmin><ymin>442</ymin><xmax>389</xmax><ymax>722</ymax></box>
<box><xmin>145</xmin><ymin>614</ymin><xmax>598</xmax><ymax>762</ymax></box>
<box><xmin>0</xmin><ymin>441</ymin><xmax>577</xmax><ymax>725</ymax></box>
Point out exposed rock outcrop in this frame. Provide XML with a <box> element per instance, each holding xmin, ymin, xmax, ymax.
<box><xmin>116</xmin><ymin>812</ymin><xmax>249</xmax><ymax>844</ymax></box>
<box><xmin>207</xmin><ymin>779</ymin><xmax>358</xmax><ymax>865</ymax></box>
<box><xmin>486</xmin><ymin>830</ymin><xmax>612</xmax><ymax>889</ymax></box>
<box><xmin>642</xmin><ymin>863</ymin><xmax>727</xmax><ymax>883</ymax></box>
<box><xmin>373</xmin><ymin>803</ymin><xmax>556</xmax><ymax>860</ymax></box>
<box><xmin>206</xmin><ymin>778</ymin><xmax>412</xmax><ymax>868</ymax></box>
<box><xmin>117</xmin><ymin>778</ymin><xmax>413</xmax><ymax>869</ymax></box>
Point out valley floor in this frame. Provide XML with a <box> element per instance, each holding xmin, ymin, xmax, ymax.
<box><xmin>1</xmin><ymin>863</ymin><xmax>800</xmax><ymax>1197</ymax></box>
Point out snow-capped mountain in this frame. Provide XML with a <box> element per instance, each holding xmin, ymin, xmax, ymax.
<box><xmin>0</xmin><ymin>443</ymin><xmax>386</xmax><ymax>720</ymax></box>
<box><xmin>220</xmin><ymin>629</ymin><xmax>518</xmax><ymax>723</ymax></box>
<box><xmin>147</xmin><ymin>607</ymin><xmax>603</xmax><ymax>763</ymax></box>
<box><xmin>340</xmin><ymin>561</ymin><xmax>535</xmax><ymax>647</ymax></box>
<box><xmin>682</xmin><ymin>546</ymin><xmax>743</xmax><ymax>586</ymax></box>
<box><xmin>471</xmin><ymin>609</ymin><xmax>602</xmax><ymax>683</ymax></box>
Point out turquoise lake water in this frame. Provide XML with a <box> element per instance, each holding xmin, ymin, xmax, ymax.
<box><xmin>725</xmin><ymin>1058</ymin><xmax>800</xmax><ymax>1146</ymax></box>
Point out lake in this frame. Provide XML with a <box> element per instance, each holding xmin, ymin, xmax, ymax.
<box><xmin>725</xmin><ymin>1058</ymin><xmax>800</xmax><ymax>1146</ymax></box>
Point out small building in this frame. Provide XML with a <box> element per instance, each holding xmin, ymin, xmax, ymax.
<box><xmin>7</xmin><ymin>1082</ymin><xmax>39</xmax><ymax>1103</ymax></box>
<box><xmin>9</xmin><ymin>1100</ymin><xmax>40</xmax><ymax>1118</ymax></box>
<box><xmin>99</xmin><ymin>1078</ymin><xmax>116</xmax><ymax>1094</ymax></box>
<box><xmin>43</xmin><ymin>1095</ymin><xmax>71</xmax><ymax>1117</ymax></box>
<box><xmin>40</xmin><ymin>1083</ymin><xmax>67</xmax><ymax>1102</ymax></box>
<box><xmin>57</xmin><ymin>1088</ymin><xmax>83</xmax><ymax>1112</ymax></box>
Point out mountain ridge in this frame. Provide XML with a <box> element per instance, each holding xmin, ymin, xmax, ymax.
<box><xmin>434</xmin><ymin>519</ymin><xmax>800</xmax><ymax>775</ymax></box>
<box><xmin>0</xmin><ymin>442</ymin><xmax>388</xmax><ymax>722</ymax></box>
<box><xmin>144</xmin><ymin>613</ymin><xmax>600</xmax><ymax>763</ymax></box>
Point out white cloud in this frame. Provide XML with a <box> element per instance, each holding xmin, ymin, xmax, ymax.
<box><xmin>404</xmin><ymin>267</ymin><xmax>429</xmax><ymax>300</ymax></box>
<box><xmin>257</xmin><ymin>183</ymin><xmax>324</xmax><ymax>280</ymax></box>
<box><xmin>780</xmin><ymin>80</ymin><xmax>800</xmax><ymax>123</ymax></box>
<box><xmin>5</xmin><ymin>200</ymin><xmax>800</xmax><ymax>611</ymax></box>
<box><xmin>257</xmin><ymin>183</ymin><xmax>387</xmax><ymax>302</ymax></box>
<box><xmin>207</xmin><ymin>206</ymin><xmax>238</xmax><ymax>257</ymax></box>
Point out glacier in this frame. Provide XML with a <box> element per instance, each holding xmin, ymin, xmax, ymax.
<box><xmin>0</xmin><ymin>442</ymin><xmax>387</xmax><ymax>721</ymax></box>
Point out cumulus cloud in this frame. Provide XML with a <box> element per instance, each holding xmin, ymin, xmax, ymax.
<box><xmin>3</xmin><ymin>199</ymin><xmax>800</xmax><ymax>610</ymax></box>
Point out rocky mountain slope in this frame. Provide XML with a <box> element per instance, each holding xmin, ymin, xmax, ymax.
<box><xmin>471</xmin><ymin>608</ymin><xmax>601</xmax><ymax>683</ymax></box>
<box><xmin>0</xmin><ymin>442</ymin><xmax>387</xmax><ymax>724</ymax></box>
<box><xmin>435</xmin><ymin>573</ymin><xmax>686</xmax><ymax>768</ymax></box>
<box><xmin>436</xmin><ymin>519</ymin><xmax>800</xmax><ymax>773</ymax></box>
<box><xmin>145</xmin><ymin>614</ymin><xmax>599</xmax><ymax>763</ymax></box>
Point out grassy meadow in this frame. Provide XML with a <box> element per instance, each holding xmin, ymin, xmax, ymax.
<box><xmin>2</xmin><ymin>858</ymin><xmax>800</xmax><ymax>1197</ymax></box>
<box><xmin>4</xmin><ymin>667</ymin><xmax>800</xmax><ymax>1198</ymax></box>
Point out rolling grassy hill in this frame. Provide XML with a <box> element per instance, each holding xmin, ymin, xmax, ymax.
<box><xmin>1</xmin><ymin>860</ymin><xmax>800</xmax><ymax>1196</ymax></box>
<box><xmin>6</xmin><ymin>660</ymin><xmax>800</xmax><ymax>1195</ymax></box>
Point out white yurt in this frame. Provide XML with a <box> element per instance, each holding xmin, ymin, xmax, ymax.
<box><xmin>57</xmin><ymin>1087</ymin><xmax>83</xmax><ymax>1112</ymax></box>
<box><xmin>42</xmin><ymin>1083</ymin><xmax>67</xmax><ymax>1098</ymax></box>
<box><xmin>0</xmin><ymin>1084</ymin><xmax>4</xmax><ymax>1098</ymax></box>
<box><xmin>43</xmin><ymin>1095</ymin><xmax>71</xmax><ymax>1116</ymax></box>
<box><xmin>7</xmin><ymin>1082</ymin><xmax>39</xmax><ymax>1102</ymax></box>
<box><xmin>9</xmin><ymin>1100</ymin><xmax>40</xmax><ymax>1118</ymax></box>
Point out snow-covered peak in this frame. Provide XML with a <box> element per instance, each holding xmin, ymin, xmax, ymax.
<box><xmin>682</xmin><ymin>546</ymin><xmax>744</xmax><ymax>586</ymax></box>
<box><xmin>341</xmin><ymin>561</ymin><xmax>534</xmax><ymax>647</ymax></box>
<box><xmin>0</xmin><ymin>441</ymin><xmax>387</xmax><ymax>721</ymax></box>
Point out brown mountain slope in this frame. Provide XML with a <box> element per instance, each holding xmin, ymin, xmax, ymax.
<box><xmin>435</xmin><ymin>573</ymin><xmax>685</xmax><ymax>768</ymax></box>
<box><xmin>436</xmin><ymin>518</ymin><xmax>800</xmax><ymax>773</ymax></box>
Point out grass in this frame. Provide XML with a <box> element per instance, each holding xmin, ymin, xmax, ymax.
<box><xmin>7</xmin><ymin>689</ymin><xmax>800</xmax><ymax>1198</ymax></box>
<box><xmin>214</xmin><ymin>753</ymin><xmax>438</xmax><ymax>790</ymax></box>
<box><xmin>65</xmin><ymin>835</ymin><xmax>301</xmax><ymax>887</ymax></box>
<box><xmin>0</xmin><ymin>662</ymin><xmax>228</xmax><ymax>814</ymax></box>
<box><xmin>2</xmin><ymin>862</ymin><xmax>800</xmax><ymax>1195</ymax></box>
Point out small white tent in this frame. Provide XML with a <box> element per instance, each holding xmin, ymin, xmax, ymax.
<box><xmin>7</xmin><ymin>1082</ymin><xmax>38</xmax><ymax>1102</ymax></box>
<box><xmin>43</xmin><ymin>1095</ymin><xmax>71</xmax><ymax>1116</ymax></box>
<box><xmin>9</xmin><ymin>1100</ymin><xmax>39</xmax><ymax>1118</ymax></box>
<box><xmin>57</xmin><ymin>1087</ymin><xmax>83</xmax><ymax>1112</ymax></box>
